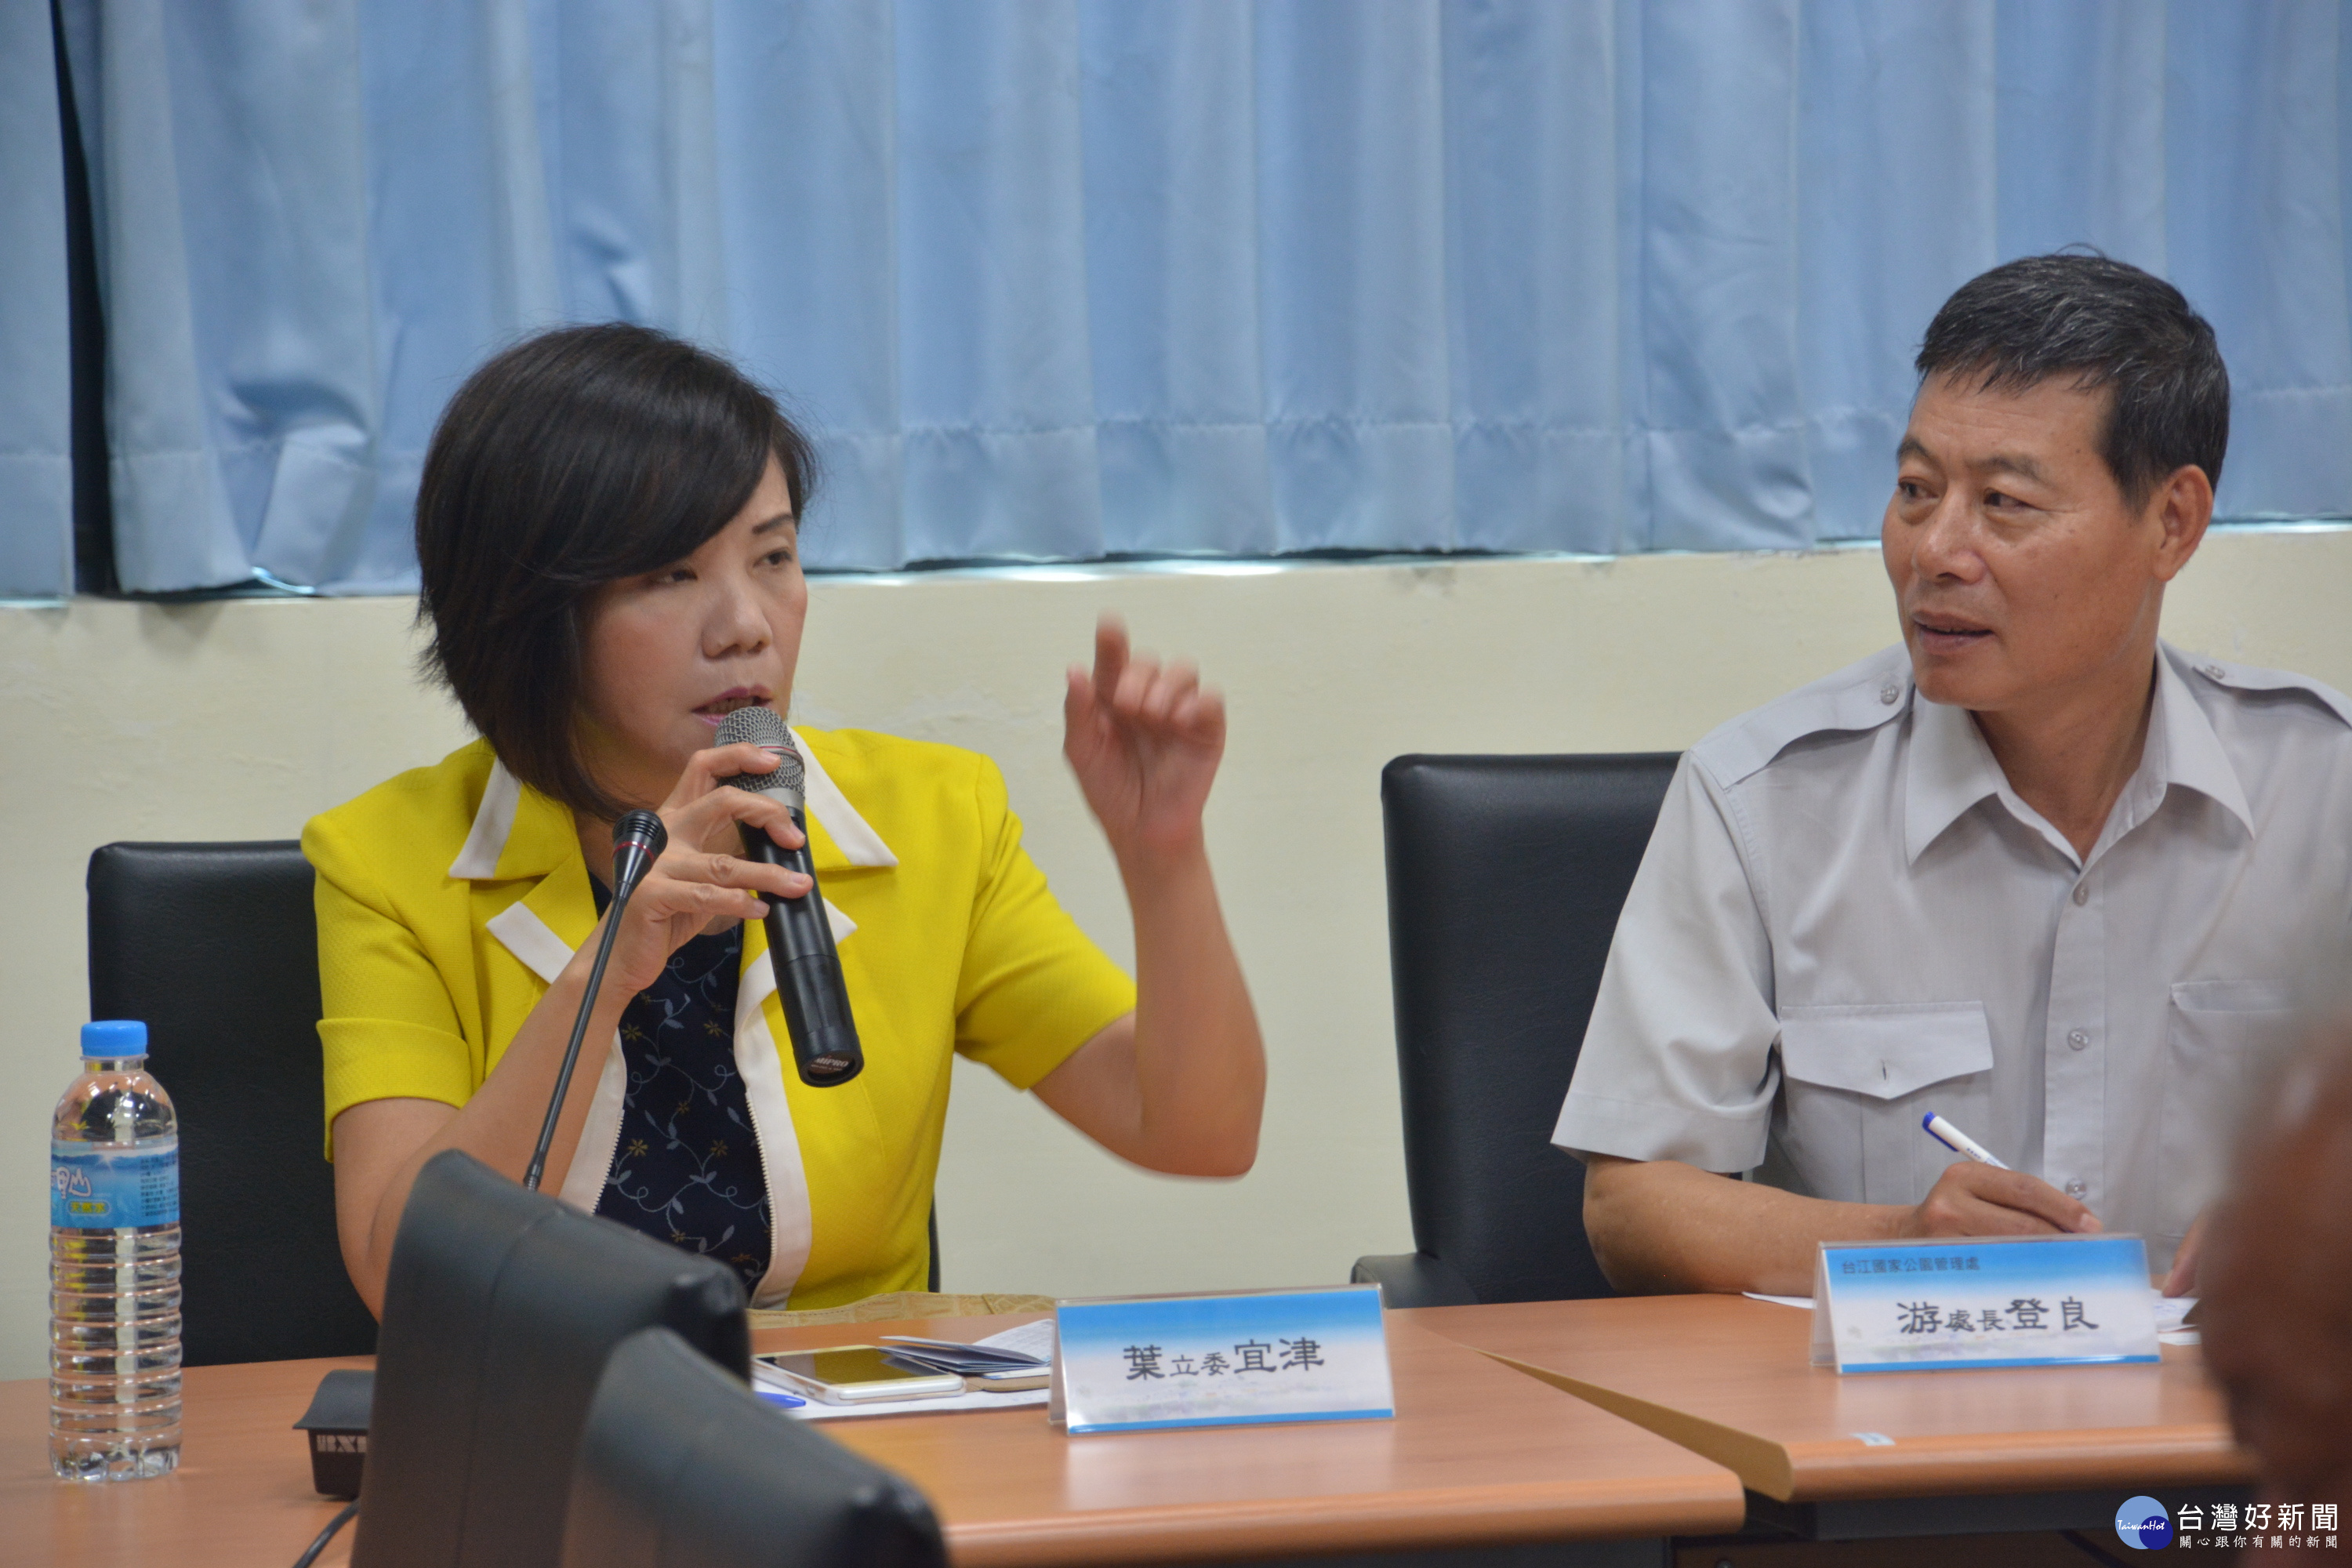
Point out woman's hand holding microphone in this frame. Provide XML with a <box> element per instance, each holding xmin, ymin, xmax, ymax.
<box><xmin>583</xmin><ymin>739</ymin><xmax>811</xmax><ymax>999</ymax></box>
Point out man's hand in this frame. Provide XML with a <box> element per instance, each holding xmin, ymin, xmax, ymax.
<box><xmin>1063</xmin><ymin>615</ymin><xmax>1225</xmax><ymax>869</ymax></box>
<box><xmin>1898</xmin><ymin>1160</ymin><xmax>2102</xmax><ymax>1239</ymax></box>
<box><xmin>2163</xmin><ymin>1210</ymin><xmax>2209</xmax><ymax>1298</ymax></box>
<box><xmin>1581</xmin><ymin>1155</ymin><xmax>2107</xmax><ymax>1297</ymax></box>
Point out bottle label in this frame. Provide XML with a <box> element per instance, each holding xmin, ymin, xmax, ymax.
<box><xmin>52</xmin><ymin>1142</ymin><xmax>180</xmax><ymax>1229</ymax></box>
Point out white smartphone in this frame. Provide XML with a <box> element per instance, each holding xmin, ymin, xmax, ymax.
<box><xmin>752</xmin><ymin>1346</ymin><xmax>967</xmax><ymax>1405</ymax></box>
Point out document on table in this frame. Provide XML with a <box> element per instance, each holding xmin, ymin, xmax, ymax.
<box><xmin>982</xmin><ymin>1316</ymin><xmax>1058</xmax><ymax>1359</ymax></box>
<box><xmin>790</xmin><ymin>1385</ymin><xmax>1049</xmax><ymax>1421</ymax></box>
<box><xmin>779</xmin><ymin>1319</ymin><xmax>1057</xmax><ymax>1421</ymax></box>
<box><xmin>884</xmin><ymin>1316</ymin><xmax>1057</xmax><ymax>1367</ymax></box>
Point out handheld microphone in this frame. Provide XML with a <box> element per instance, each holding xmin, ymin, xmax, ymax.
<box><xmin>714</xmin><ymin>706</ymin><xmax>864</xmax><ymax>1086</ymax></box>
<box><xmin>523</xmin><ymin>809</ymin><xmax>668</xmax><ymax>1191</ymax></box>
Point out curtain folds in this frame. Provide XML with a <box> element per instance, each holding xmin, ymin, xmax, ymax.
<box><xmin>31</xmin><ymin>0</ymin><xmax>2352</xmax><ymax>591</ymax></box>
<box><xmin>0</xmin><ymin>0</ymin><xmax>73</xmax><ymax>598</ymax></box>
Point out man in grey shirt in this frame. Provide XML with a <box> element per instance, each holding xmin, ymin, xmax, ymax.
<box><xmin>1553</xmin><ymin>253</ymin><xmax>2352</xmax><ymax>1299</ymax></box>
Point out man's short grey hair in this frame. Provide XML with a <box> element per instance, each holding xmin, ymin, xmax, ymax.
<box><xmin>1918</xmin><ymin>252</ymin><xmax>2230</xmax><ymax>508</ymax></box>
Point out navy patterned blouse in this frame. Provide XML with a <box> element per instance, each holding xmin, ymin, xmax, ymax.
<box><xmin>588</xmin><ymin>880</ymin><xmax>771</xmax><ymax>1291</ymax></box>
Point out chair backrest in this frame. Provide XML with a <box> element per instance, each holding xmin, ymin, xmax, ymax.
<box><xmin>1381</xmin><ymin>753</ymin><xmax>1680</xmax><ymax>1304</ymax></box>
<box><xmin>85</xmin><ymin>840</ymin><xmax>377</xmax><ymax>1365</ymax></box>
<box><xmin>353</xmin><ymin>1149</ymin><xmax>751</xmax><ymax>1568</ymax></box>
<box><xmin>563</xmin><ymin>1327</ymin><xmax>946</xmax><ymax>1568</ymax></box>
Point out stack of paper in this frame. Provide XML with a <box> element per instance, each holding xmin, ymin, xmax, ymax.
<box><xmin>772</xmin><ymin>1320</ymin><xmax>1059</xmax><ymax>1422</ymax></box>
<box><xmin>879</xmin><ymin>1320</ymin><xmax>1054</xmax><ymax>1385</ymax></box>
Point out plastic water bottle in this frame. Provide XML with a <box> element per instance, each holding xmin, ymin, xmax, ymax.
<box><xmin>49</xmin><ymin>1020</ymin><xmax>182</xmax><ymax>1482</ymax></box>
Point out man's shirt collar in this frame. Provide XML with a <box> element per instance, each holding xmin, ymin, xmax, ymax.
<box><xmin>2147</xmin><ymin>644</ymin><xmax>2256</xmax><ymax>839</ymax></box>
<box><xmin>1902</xmin><ymin>643</ymin><xmax>2255</xmax><ymax>869</ymax></box>
<box><xmin>1903</xmin><ymin>691</ymin><xmax>2008</xmax><ymax>866</ymax></box>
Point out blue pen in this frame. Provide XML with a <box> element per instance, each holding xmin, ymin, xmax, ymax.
<box><xmin>1922</xmin><ymin>1112</ymin><xmax>2009</xmax><ymax>1170</ymax></box>
<box><xmin>755</xmin><ymin>1385</ymin><xmax>807</xmax><ymax>1409</ymax></box>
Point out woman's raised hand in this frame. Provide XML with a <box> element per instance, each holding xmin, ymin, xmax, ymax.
<box><xmin>1063</xmin><ymin>617</ymin><xmax>1226</xmax><ymax>869</ymax></box>
<box><xmin>593</xmin><ymin>739</ymin><xmax>809</xmax><ymax>996</ymax></box>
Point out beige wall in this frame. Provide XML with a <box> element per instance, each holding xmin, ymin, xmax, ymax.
<box><xmin>2</xmin><ymin>528</ymin><xmax>2347</xmax><ymax>1377</ymax></box>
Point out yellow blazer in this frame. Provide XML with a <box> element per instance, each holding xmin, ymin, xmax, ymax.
<box><xmin>303</xmin><ymin>728</ymin><xmax>1134</xmax><ymax>1308</ymax></box>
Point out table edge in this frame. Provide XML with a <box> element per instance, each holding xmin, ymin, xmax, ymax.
<box><xmin>939</xmin><ymin>1474</ymin><xmax>1748</xmax><ymax>1568</ymax></box>
<box><xmin>1468</xmin><ymin>1346</ymin><xmax>2256</xmax><ymax>1503</ymax></box>
<box><xmin>755</xmin><ymin>1314</ymin><xmax>1748</xmax><ymax>1561</ymax></box>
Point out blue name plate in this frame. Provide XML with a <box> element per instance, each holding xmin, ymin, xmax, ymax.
<box><xmin>1048</xmin><ymin>1285</ymin><xmax>1395</xmax><ymax>1435</ymax></box>
<box><xmin>1810</xmin><ymin>1234</ymin><xmax>2161</xmax><ymax>1374</ymax></box>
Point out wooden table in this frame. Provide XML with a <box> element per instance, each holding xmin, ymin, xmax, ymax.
<box><xmin>1415</xmin><ymin>1295</ymin><xmax>2257</xmax><ymax>1540</ymax></box>
<box><xmin>0</xmin><ymin>1355</ymin><xmax>371</xmax><ymax>1567</ymax></box>
<box><xmin>0</xmin><ymin>1312</ymin><xmax>1745</xmax><ymax>1568</ymax></box>
<box><xmin>750</xmin><ymin>1312</ymin><xmax>1745</xmax><ymax>1565</ymax></box>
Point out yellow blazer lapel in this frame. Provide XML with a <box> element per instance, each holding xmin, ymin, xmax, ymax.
<box><xmin>455</xmin><ymin>765</ymin><xmax>621</xmax><ymax>1212</ymax></box>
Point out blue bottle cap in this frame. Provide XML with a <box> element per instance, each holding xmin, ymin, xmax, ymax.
<box><xmin>82</xmin><ymin>1020</ymin><xmax>148</xmax><ymax>1058</ymax></box>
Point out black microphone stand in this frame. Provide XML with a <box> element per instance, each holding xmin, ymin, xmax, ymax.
<box><xmin>523</xmin><ymin>810</ymin><xmax>667</xmax><ymax>1192</ymax></box>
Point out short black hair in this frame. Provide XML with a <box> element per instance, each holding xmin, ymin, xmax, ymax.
<box><xmin>1916</xmin><ymin>252</ymin><xmax>2229</xmax><ymax>506</ymax></box>
<box><xmin>416</xmin><ymin>323</ymin><xmax>818</xmax><ymax>820</ymax></box>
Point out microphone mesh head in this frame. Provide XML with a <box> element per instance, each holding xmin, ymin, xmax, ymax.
<box><xmin>714</xmin><ymin>706</ymin><xmax>804</xmax><ymax>801</ymax></box>
<box><xmin>612</xmin><ymin>809</ymin><xmax>668</xmax><ymax>857</ymax></box>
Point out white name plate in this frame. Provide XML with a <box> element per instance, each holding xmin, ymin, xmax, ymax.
<box><xmin>1048</xmin><ymin>1285</ymin><xmax>1394</xmax><ymax>1435</ymax></box>
<box><xmin>1810</xmin><ymin>1234</ymin><xmax>2161</xmax><ymax>1374</ymax></box>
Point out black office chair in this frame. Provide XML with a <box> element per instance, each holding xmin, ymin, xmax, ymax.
<box><xmin>353</xmin><ymin>1149</ymin><xmax>751</xmax><ymax>1568</ymax></box>
<box><xmin>563</xmin><ymin>1326</ymin><xmax>946</xmax><ymax>1568</ymax></box>
<box><xmin>85</xmin><ymin>837</ymin><xmax>939</xmax><ymax>1323</ymax></box>
<box><xmin>85</xmin><ymin>840</ymin><xmax>377</xmax><ymax>1365</ymax></box>
<box><xmin>1352</xmin><ymin>753</ymin><xmax>1680</xmax><ymax>1307</ymax></box>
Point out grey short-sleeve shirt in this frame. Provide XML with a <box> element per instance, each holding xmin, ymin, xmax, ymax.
<box><xmin>1552</xmin><ymin>641</ymin><xmax>2352</xmax><ymax>1269</ymax></box>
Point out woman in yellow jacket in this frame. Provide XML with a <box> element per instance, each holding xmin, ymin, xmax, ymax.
<box><xmin>308</xmin><ymin>325</ymin><xmax>1265</xmax><ymax>1314</ymax></box>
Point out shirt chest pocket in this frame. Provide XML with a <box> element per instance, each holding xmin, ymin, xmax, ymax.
<box><xmin>2161</xmin><ymin>980</ymin><xmax>2298</xmax><ymax>1242</ymax></box>
<box><xmin>1776</xmin><ymin>1003</ymin><xmax>1995</xmax><ymax>1207</ymax></box>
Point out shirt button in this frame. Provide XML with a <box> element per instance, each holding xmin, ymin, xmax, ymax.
<box><xmin>2201</xmin><ymin>662</ymin><xmax>2226</xmax><ymax>681</ymax></box>
<box><xmin>2071</xmin><ymin>883</ymin><xmax>2089</xmax><ymax>906</ymax></box>
<box><xmin>2067</xmin><ymin>1029</ymin><xmax>2089</xmax><ymax>1051</ymax></box>
<box><xmin>1878</xmin><ymin>680</ymin><xmax>1900</xmax><ymax>705</ymax></box>
<box><xmin>2064</xmin><ymin>1178</ymin><xmax>2089</xmax><ymax>1198</ymax></box>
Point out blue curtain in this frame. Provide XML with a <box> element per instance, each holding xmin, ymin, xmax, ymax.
<box><xmin>0</xmin><ymin>0</ymin><xmax>72</xmax><ymax>600</ymax></box>
<box><xmin>34</xmin><ymin>0</ymin><xmax>2352</xmax><ymax>592</ymax></box>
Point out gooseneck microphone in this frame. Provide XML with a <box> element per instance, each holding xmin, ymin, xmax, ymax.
<box><xmin>715</xmin><ymin>706</ymin><xmax>864</xmax><ymax>1086</ymax></box>
<box><xmin>523</xmin><ymin>809</ymin><xmax>668</xmax><ymax>1191</ymax></box>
